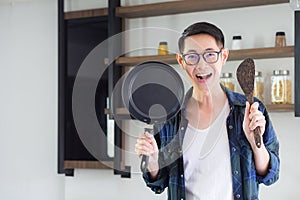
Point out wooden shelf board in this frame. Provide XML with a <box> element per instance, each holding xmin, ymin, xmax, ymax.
<box><xmin>104</xmin><ymin>108</ymin><xmax>131</xmax><ymax>120</ymax></box>
<box><xmin>62</xmin><ymin>0</ymin><xmax>288</xmax><ymax>19</ymax></box>
<box><xmin>266</xmin><ymin>104</ymin><xmax>294</xmax><ymax>112</ymax></box>
<box><xmin>116</xmin><ymin>54</ymin><xmax>177</xmax><ymax>66</ymax></box>
<box><xmin>64</xmin><ymin>8</ymin><xmax>108</xmax><ymax>20</ymax></box>
<box><xmin>228</xmin><ymin>46</ymin><xmax>294</xmax><ymax>61</ymax></box>
<box><xmin>111</xmin><ymin>104</ymin><xmax>294</xmax><ymax>120</ymax></box>
<box><xmin>116</xmin><ymin>46</ymin><xmax>294</xmax><ymax>66</ymax></box>
<box><xmin>116</xmin><ymin>0</ymin><xmax>289</xmax><ymax>18</ymax></box>
<box><xmin>64</xmin><ymin>160</ymin><xmax>113</xmax><ymax>169</ymax></box>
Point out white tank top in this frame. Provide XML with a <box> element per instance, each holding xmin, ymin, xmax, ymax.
<box><xmin>182</xmin><ymin>102</ymin><xmax>233</xmax><ymax>200</ymax></box>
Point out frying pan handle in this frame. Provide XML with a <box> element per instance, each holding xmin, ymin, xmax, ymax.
<box><xmin>254</xmin><ymin>127</ymin><xmax>261</xmax><ymax>148</ymax></box>
<box><xmin>140</xmin><ymin>128</ymin><xmax>154</xmax><ymax>173</ymax></box>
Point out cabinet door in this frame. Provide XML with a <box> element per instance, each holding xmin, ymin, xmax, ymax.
<box><xmin>59</xmin><ymin>16</ymin><xmax>112</xmax><ymax>175</ymax></box>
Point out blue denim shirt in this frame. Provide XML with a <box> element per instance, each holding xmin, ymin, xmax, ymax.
<box><xmin>143</xmin><ymin>86</ymin><xmax>280</xmax><ymax>200</ymax></box>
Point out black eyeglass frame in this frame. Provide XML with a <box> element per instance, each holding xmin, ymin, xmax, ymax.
<box><xmin>181</xmin><ymin>49</ymin><xmax>223</xmax><ymax>65</ymax></box>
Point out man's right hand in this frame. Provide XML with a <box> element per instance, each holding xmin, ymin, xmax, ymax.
<box><xmin>135</xmin><ymin>131</ymin><xmax>159</xmax><ymax>178</ymax></box>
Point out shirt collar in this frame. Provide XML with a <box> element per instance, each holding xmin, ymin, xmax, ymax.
<box><xmin>181</xmin><ymin>84</ymin><xmax>245</xmax><ymax>118</ymax></box>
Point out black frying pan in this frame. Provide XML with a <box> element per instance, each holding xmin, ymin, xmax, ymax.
<box><xmin>122</xmin><ymin>61</ymin><xmax>184</xmax><ymax>173</ymax></box>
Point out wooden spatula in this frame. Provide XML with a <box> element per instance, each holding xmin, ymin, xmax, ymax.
<box><xmin>236</xmin><ymin>58</ymin><xmax>261</xmax><ymax>148</ymax></box>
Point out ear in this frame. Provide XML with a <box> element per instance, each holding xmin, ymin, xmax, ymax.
<box><xmin>176</xmin><ymin>53</ymin><xmax>185</xmax><ymax>69</ymax></box>
<box><xmin>221</xmin><ymin>48</ymin><xmax>229</xmax><ymax>65</ymax></box>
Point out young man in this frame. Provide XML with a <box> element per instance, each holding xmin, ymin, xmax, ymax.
<box><xmin>135</xmin><ymin>22</ymin><xmax>280</xmax><ymax>200</ymax></box>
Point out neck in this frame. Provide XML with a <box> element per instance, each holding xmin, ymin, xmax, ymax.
<box><xmin>191</xmin><ymin>84</ymin><xmax>225</xmax><ymax>107</ymax></box>
<box><xmin>185</xmin><ymin>85</ymin><xmax>227</xmax><ymax>130</ymax></box>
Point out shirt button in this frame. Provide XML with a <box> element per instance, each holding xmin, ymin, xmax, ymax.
<box><xmin>180</xmin><ymin>174</ymin><xmax>184</xmax><ymax>178</ymax></box>
<box><xmin>229</xmin><ymin>125</ymin><xmax>233</xmax><ymax>129</ymax></box>
<box><xmin>181</xmin><ymin>127</ymin><xmax>185</xmax><ymax>130</ymax></box>
<box><xmin>234</xmin><ymin>170</ymin><xmax>239</xmax><ymax>175</ymax></box>
<box><xmin>232</xmin><ymin>147</ymin><xmax>236</xmax><ymax>152</ymax></box>
<box><xmin>236</xmin><ymin>194</ymin><xmax>241</xmax><ymax>198</ymax></box>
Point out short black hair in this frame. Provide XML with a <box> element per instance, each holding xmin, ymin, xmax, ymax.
<box><xmin>178</xmin><ymin>22</ymin><xmax>225</xmax><ymax>53</ymax></box>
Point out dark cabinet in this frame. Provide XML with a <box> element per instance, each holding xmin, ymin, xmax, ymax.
<box><xmin>65</xmin><ymin>17</ymin><xmax>109</xmax><ymax>161</ymax></box>
<box><xmin>58</xmin><ymin>2</ymin><xmax>113</xmax><ymax>175</ymax></box>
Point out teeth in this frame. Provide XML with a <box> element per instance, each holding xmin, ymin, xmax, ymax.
<box><xmin>196</xmin><ymin>73</ymin><xmax>209</xmax><ymax>76</ymax></box>
<box><xmin>196</xmin><ymin>73</ymin><xmax>211</xmax><ymax>79</ymax></box>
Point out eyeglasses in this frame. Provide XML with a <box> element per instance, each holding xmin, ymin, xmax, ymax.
<box><xmin>181</xmin><ymin>49</ymin><xmax>222</xmax><ymax>65</ymax></box>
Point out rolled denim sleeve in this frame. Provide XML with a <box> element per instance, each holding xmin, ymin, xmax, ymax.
<box><xmin>257</xmin><ymin>148</ymin><xmax>280</xmax><ymax>185</ymax></box>
<box><xmin>142</xmin><ymin>166</ymin><xmax>169</xmax><ymax>194</ymax></box>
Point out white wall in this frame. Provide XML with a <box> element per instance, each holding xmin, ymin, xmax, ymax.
<box><xmin>0</xmin><ymin>1</ymin><xmax>300</xmax><ymax>200</ymax></box>
<box><xmin>260</xmin><ymin>112</ymin><xmax>300</xmax><ymax>199</ymax></box>
<box><xmin>0</xmin><ymin>0</ymin><xmax>64</xmax><ymax>200</ymax></box>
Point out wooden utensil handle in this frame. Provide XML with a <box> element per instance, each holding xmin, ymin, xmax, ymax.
<box><xmin>254</xmin><ymin>127</ymin><xmax>261</xmax><ymax>148</ymax></box>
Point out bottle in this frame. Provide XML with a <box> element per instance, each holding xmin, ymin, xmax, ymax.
<box><xmin>275</xmin><ymin>32</ymin><xmax>286</xmax><ymax>47</ymax></box>
<box><xmin>158</xmin><ymin>41</ymin><xmax>169</xmax><ymax>55</ymax></box>
<box><xmin>220</xmin><ymin>72</ymin><xmax>235</xmax><ymax>91</ymax></box>
<box><xmin>271</xmin><ymin>70</ymin><xmax>292</xmax><ymax>104</ymax></box>
<box><xmin>253</xmin><ymin>71</ymin><xmax>264</xmax><ymax>101</ymax></box>
<box><xmin>231</xmin><ymin>35</ymin><xmax>242</xmax><ymax>50</ymax></box>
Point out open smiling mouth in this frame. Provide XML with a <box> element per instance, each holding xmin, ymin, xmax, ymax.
<box><xmin>195</xmin><ymin>73</ymin><xmax>212</xmax><ymax>81</ymax></box>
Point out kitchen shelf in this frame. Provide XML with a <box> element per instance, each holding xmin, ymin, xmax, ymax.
<box><xmin>265</xmin><ymin>104</ymin><xmax>294</xmax><ymax>112</ymax></box>
<box><xmin>116</xmin><ymin>46</ymin><xmax>294</xmax><ymax>66</ymax></box>
<box><xmin>64</xmin><ymin>8</ymin><xmax>108</xmax><ymax>19</ymax></box>
<box><xmin>116</xmin><ymin>0</ymin><xmax>288</xmax><ymax>18</ymax></box>
<box><xmin>64</xmin><ymin>160</ymin><xmax>113</xmax><ymax>169</ymax></box>
<box><xmin>63</xmin><ymin>0</ymin><xmax>288</xmax><ymax>20</ymax></box>
<box><xmin>116</xmin><ymin>54</ymin><xmax>177</xmax><ymax>66</ymax></box>
<box><xmin>228</xmin><ymin>46</ymin><xmax>294</xmax><ymax>60</ymax></box>
<box><xmin>59</xmin><ymin>0</ymin><xmax>298</xmax><ymax>176</ymax></box>
<box><xmin>110</xmin><ymin>104</ymin><xmax>295</xmax><ymax>120</ymax></box>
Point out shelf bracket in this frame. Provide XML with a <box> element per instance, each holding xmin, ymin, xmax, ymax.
<box><xmin>108</xmin><ymin>0</ymin><xmax>131</xmax><ymax>178</ymax></box>
<box><xmin>58</xmin><ymin>0</ymin><xmax>67</xmax><ymax>175</ymax></box>
<box><xmin>295</xmin><ymin>11</ymin><xmax>300</xmax><ymax>116</ymax></box>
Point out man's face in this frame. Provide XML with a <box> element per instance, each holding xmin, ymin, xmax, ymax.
<box><xmin>179</xmin><ymin>34</ymin><xmax>228</xmax><ymax>93</ymax></box>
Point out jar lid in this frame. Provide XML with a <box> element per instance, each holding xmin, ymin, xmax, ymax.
<box><xmin>232</xmin><ymin>35</ymin><xmax>242</xmax><ymax>40</ymax></box>
<box><xmin>276</xmin><ymin>32</ymin><xmax>285</xmax><ymax>36</ymax></box>
<box><xmin>159</xmin><ymin>41</ymin><xmax>168</xmax><ymax>45</ymax></box>
<box><xmin>221</xmin><ymin>72</ymin><xmax>233</xmax><ymax>78</ymax></box>
<box><xmin>273</xmin><ymin>69</ymin><xmax>289</xmax><ymax>75</ymax></box>
<box><xmin>255</xmin><ymin>71</ymin><xmax>262</xmax><ymax>77</ymax></box>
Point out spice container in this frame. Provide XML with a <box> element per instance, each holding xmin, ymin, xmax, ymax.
<box><xmin>231</xmin><ymin>35</ymin><xmax>242</xmax><ymax>50</ymax></box>
<box><xmin>158</xmin><ymin>41</ymin><xmax>169</xmax><ymax>55</ymax></box>
<box><xmin>271</xmin><ymin>70</ymin><xmax>292</xmax><ymax>104</ymax></box>
<box><xmin>220</xmin><ymin>72</ymin><xmax>235</xmax><ymax>91</ymax></box>
<box><xmin>253</xmin><ymin>71</ymin><xmax>264</xmax><ymax>101</ymax></box>
<box><xmin>275</xmin><ymin>32</ymin><xmax>286</xmax><ymax>47</ymax></box>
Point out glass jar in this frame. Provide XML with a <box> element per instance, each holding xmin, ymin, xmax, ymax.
<box><xmin>220</xmin><ymin>72</ymin><xmax>235</xmax><ymax>91</ymax></box>
<box><xmin>253</xmin><ymin>71</ymin><xmax>264</xmax><ymax>101</ymax></box>
<box><xmin>158</xmin><ymin>41</ymin><xmax>169</xmax><ymax>55</ymax></box>
<box><xmin>271</xmin><ymin>70</ymin><xmax>292</xmax><ymax>104</ymax></box>
<box><xmin>275</xmin><ymin>32</ymin><xmax>286</xmax><ymax>47</ymax></box>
